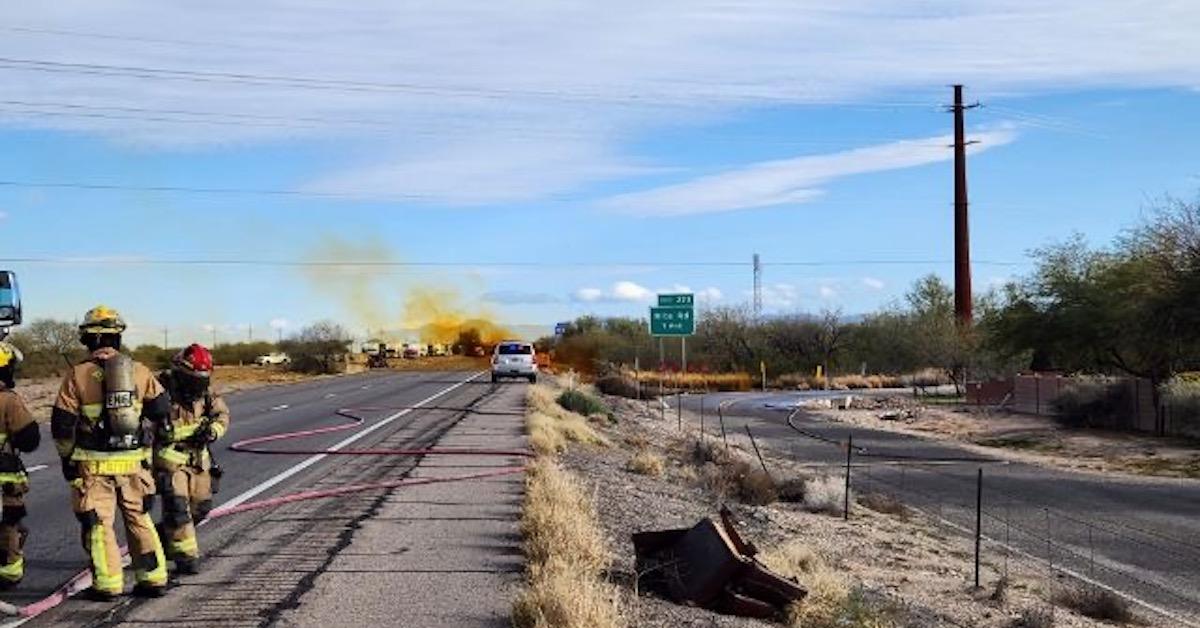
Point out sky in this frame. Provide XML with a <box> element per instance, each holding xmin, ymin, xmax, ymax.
<box><xmin>0</xmin><ymin>1</ymin><xmax>1198</xmax><ymax>345</ymax></box>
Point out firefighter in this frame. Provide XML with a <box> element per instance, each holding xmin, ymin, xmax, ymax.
<box><xmin>154</xmin><ymin>343</ymin><xmax>228</xmax><ymax>575</ymax></box>
<box><xmin>0</xmin><ymin>342</ymin><xmax>39</xmax><ymax>588</ymax></box>
<box><xmin>50</xmin><ymin>306</ymin><xmax>172</xmax><ymax>599</ymax></box>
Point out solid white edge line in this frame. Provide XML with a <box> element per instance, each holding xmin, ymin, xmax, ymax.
<box><xmin>209</xmin><ymin>370</ymin><xmax>485</xmax><ymax>516</ymax></box>
<box><xmin>0</xmin><ymin>371</ymin><xmax>487</xmax><ymax>627</ymax></box>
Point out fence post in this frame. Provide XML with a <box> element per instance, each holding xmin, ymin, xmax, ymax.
<box><xmin>745</xmin><ymin>425</ymin><xmax>771</xmax><ymax>480</ymax></box>
<box><xmin>974</xmin><ymin>467</ymin><xmax>983</xmax><ymax>589</ymax></box>
<box><xmin>844</xmin><ymin>434</ymin><xmax>853</xmax><ymax>521</ymax></box>
<box><xmin>718</xmin><ymin>401</ymin><xmax>729</xmax><ymax>452</ymax></box>
<box><xmin>677</xmin><ymin>390</ymin><xmax>682</xmax><ymax>430</ymax></box>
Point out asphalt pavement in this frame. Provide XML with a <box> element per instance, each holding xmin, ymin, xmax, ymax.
<box><xmin>3</xmin><ymin>369</ymin><xmax>519</xmax><ymax>627</ymax></box>
<box><xmin>676</xmin><ymin>391</ymin><xmax>1200</xmax><ymax>626</ymax></box>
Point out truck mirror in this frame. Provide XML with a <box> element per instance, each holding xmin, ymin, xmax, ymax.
<box><xmin>0</xmin><ymin>271</ymin><xmax>20</xmax><ymax>329</ymax></box>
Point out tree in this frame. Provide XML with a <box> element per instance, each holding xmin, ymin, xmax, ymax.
<box><xmin>281</xmin><ymin>321</ymin><xmax>352</xmax><ymax>373</ymax></box>
<box><xmin>813</xmin><ymin>308</ymin><xmax>846</xmax><ymax>386</ymax></box>
<box><xmin>455</xmin><ymin>328</ymin><xmax>483</xmax><ymax>355</ymax></box>
<box><xmin>906</xmin><ymin>275</ymin><xmax>973</xmax><ymax>393</ymax></box>
<box><xmin>7</xmin><ymin>318</ymin><xmax>85</xmax><ymax>378</ymax></box>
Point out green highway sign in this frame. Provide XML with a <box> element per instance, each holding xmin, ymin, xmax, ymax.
<box><xmin>650</xmin><ymin>306</ymin><xmax>694</xmax><ymax>336</ymax></box>
<box><xmin>657</xmin><ymin>293</ymin><xmax>694</xmax><ymax>307</ymax></box>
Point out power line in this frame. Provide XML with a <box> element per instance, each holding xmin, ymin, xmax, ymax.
<box><xmin>0</xmin><ymin>179</ymin><xmax>429</xmax><ymax>200</ymax></box>
<box><xmin>0</xmin><ymin>55</ymin><xmax>939</xmax><ymax>109</ymax></box>
<box><xmin>0</xmin><ymin>256</ymin><xmax>1024</xmax><ymax>268</ymax></box>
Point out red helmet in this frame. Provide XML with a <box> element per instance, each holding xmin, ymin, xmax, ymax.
<box><xmin>172</xmin><ymin>343</ymin><xmax>214</xmax><ymax>378</ymax></box>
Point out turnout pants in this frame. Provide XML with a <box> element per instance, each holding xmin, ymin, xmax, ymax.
<box><xmin>0</xmin><ymin>481</ymin><xmax>28</xmax><ymax>584</ymax></box>
<box><xmin>157</xmin><ymin>465</ymin><xmax>213</xmax><ymax>560</ymax></box>
<box><xmin>70</xmin><ymin>468</ymin><xmax>167</xmax><ymax>594</ymax></box>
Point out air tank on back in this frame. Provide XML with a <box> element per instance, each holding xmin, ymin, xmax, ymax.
<box><xmin>103</xmin><ymin>353</ymin><xmax>141</xmax><ymax>449</ymax></box>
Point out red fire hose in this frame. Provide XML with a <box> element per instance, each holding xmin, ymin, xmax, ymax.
<box><xmin>16</xmin><ymin>405</ymin><xmax>531</xmax><ymax>618</ymax></box>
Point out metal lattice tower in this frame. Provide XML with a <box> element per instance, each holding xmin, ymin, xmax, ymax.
<box><xmin>752</xmin><ymin>253</ymin><xmax>762</xmax><ymax>319</ymax></box>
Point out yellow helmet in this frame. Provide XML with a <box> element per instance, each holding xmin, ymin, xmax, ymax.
<box><xmin>79</xmin><ymin>305</ymin><xmax>127</xmax><ymax>334</ymax></box>
<box><xmin>0</xmin><ymin>342</ymin><xmax>20</xmax><ymax>369</ymax></box>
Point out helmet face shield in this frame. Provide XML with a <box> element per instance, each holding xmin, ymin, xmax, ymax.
<box><xmin>175</xmin><ymin>370</ymin><xmax>210</xmax><ymax>402</ymax></box>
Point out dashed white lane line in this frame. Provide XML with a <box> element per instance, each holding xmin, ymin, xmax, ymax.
<box><xmin>269</xmin><ymin>404</ymin><xmax>290</xmax><ymax>411</ymax></box>
<box><xmin>324</xmin><ymin>393</ymin><xmax>337</xmax><ymax>399</ymax></box>
<box><xmin>25</xmin><ymin>464</ymin><xmax>47</xmax><ymax>473</ymax></box>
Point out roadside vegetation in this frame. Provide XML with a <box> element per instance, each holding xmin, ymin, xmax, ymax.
<box><xmin>514</xmin><ymin>380</ymin><xmax>621</xmax><ymax>628</ymax></box>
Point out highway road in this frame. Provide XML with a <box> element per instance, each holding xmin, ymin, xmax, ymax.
<box><xmin>679</xmin><ymin>391</ymin><xmax>1200</xmax><ymax>626</ymax></box>
<box><xmin>1</xmin><ymin>369</ymin><xmax>502</xmax><ymax>624</ymax></box>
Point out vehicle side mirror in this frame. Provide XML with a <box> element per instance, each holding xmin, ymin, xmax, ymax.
<box><xmin>0</xmin><ymin>271</ymin><xmax>21</xmax><ymax>329</ymax></box>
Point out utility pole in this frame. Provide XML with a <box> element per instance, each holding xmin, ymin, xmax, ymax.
<box><xmin>752</xmin><ymin>253</ymin><xmax>762</xmax><ymax>320</ymax></box>
<box><xmin>247</xmin><ymin>323</ymin><xmax>253</xmax><ymax>342</ymax></box>
<box><xmin>162</xmin><ymin>327</ymin><xmax>168</xmax><ymax>349</ymax></box>
<box><xmin>950</xmin><ymin>85</ymin><xmax>979</xmax><ymax>326</ymax></box>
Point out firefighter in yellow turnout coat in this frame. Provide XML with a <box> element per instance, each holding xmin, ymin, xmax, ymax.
<box><xmin>51</xmin><ymin>306</ymin><xmax>172</xmax><ymax>599</ymax></box>
<box><xmin>0</xmin><ymin>343</ymin><xmax>40</xmax><ymax>587</ymax></box>
<box><xmin>154</xmin><ymin>344</ymin><xmax>228</xmax><ymax>574</ymax></box>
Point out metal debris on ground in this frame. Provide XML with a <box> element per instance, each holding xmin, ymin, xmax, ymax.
<box><xmin>632</xmin><ymin>507</ymin><xmax>807</xmax><ymax>620</ymax></box>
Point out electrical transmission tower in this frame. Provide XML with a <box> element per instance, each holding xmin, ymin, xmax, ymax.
<box><xmin>752</xmin><ymin>253</ymin><xmax>762</xmax><ymax>319</ymax></box>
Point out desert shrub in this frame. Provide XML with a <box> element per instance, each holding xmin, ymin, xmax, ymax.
<box><xmin>1052</xmin><ymin>586</ymin><xmax>1133</xmax><ymax>623</ymax></box>
<box><xmin>626</xmin><ymin>449</ymin><xmax>664</xmax><ymax>477</ymax></box>
<box><xmin>738</xmin><ymin>468</ymin><xmax>778</xmax><ymax>505</ymax></box>
<box><xmin>1052</xmin><ymin>377</ymin><xmax>1132</xmax><ymax>429</ymax></box>
<box><xmin>280</xmin><ymin>321</ymin><xmax>352</xmax><ymax>374</ymax></box>
<box><xmin>803</xmin><ymin>475</ymin><xmax>849</xmax><ymax>516</ymax></box>
<box><xmin>858</xmin><ymin>492</ymin><xmax>908</xmax><ymax>518</ymax></box>
<box><xmin>777</xmin><ymin>477</ymin><xmax>809</xmax><ymax>503</ymax></box>
<box><xmin>758</xmin><ymin>541</ymin><xmax>899</xmax><ymax>628</ymax></box>
<box><xmin>6</xmin><ymin>318</ymin><xmax>86</xmax><ymax>378</ymax></box>
<box><xmin>1164</xmin><ymin>378</ymin><xmax>1200</xmax><ymax>438</ymax></box>
<box><xmin>557</xmin><ymin>389</ymin><xmax>607</xmax><ymax>417</ymax></box>
<box><xmin>900</xmin><ymin>368</ymin><xmax>952</xmax><ymax>388</ymax></box>
<box><xmin>595</xmin><ymin>374</ymin><xmax>643</xmax><ymax>399</ymax></box>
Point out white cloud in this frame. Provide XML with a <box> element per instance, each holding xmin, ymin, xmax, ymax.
<box><xmin>268</xmin><ymin>318</ymin><xmax>289</xmax><ymax>330</ymax></box>
<box><xmin>0</xmin><ymin>2</ymin><xmax>1196</xmax><ymax>204</ymax></box>
<box><xmin>572</xmin><ymin>281</ymin><xmax>655</xmax><ymax>303</ymax></box>
<box><xmin>697</xmin><ymin>287</ymin><xmax>723</xmax><ymax>302</ymax></box>
<box><xmin>612</xmin><ymin>281</ymin><xmax>653</xmax><ymax>302</ymax></box>
<box><xmin>573</xmin><ymin>288</ymin><xmax>604</xmax><ymax>303</ymax></box>
<box><xmin>862</xmin><ymin>277</ymin><xmax>885</xmax><ymax>291</ymax></box>
<box><xmin>819</xmin><ymin>285</ymin><xmax>838</xmax><ymax>299</ymax></box>
<box><xmin>760</xmin><ymin>283</ymin><xmax>800</xmax><ymax>310</ymax></box>
<box><xmin>601</xmin><ymin>129</ymin><xmax>1016</xmax><ymax>215</ymax></box>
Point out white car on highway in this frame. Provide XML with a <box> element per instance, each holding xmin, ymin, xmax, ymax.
<box><xmin>491</xmin><ymin>341</ymin><xmax>537</xmax><ymax>383</ymax></box>
<box><xmin>254</xmin><ymin>352</ymin><xmax>291</xmax><ymax>366</ymax></box>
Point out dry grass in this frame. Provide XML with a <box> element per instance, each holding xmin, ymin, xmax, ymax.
<box><xmin>515</xmin><ymin>379</ymin><xmax>623</xmax><ymax>628</ymax></box>
<box><xmin>526</xmin><ymin>384</ymin><xmax>609</xmax><ymax>455</ymax></box>
<box><xmin>632</xmin><ymin>371</ymin><xmax>753</xmax><ymax>392</ymax></box>
<box><xmin>513</xmin><ymin>458</ymin><xmax>622</xmax><ymax>628</ymax></box>
<box><xmin>803</xmin><ymin>475</ymin><xmax>850</xmax><ymax>516</ymax></box>
<box><xmin>686</xmin><ymin>439</ymin><xmax>778</xmax><ymax>505</ymax></box>
<box><xmin>626</xmin><ymin>449</ymin><xmax>665</xmax><ymax>477</ymax></box>
<box><xmin>759</xmin><ymin>541</ymin><xmax>869</xmax><ymax>628</ymax></box>
<box><xmin>1051</xmin><ymin>585</ymin><xmax>1133</xmax><ymax>623</ymax></box>
<box><xmin>776</xmin><ymin>373</ymin><xmax>905</xmax><ymax>391</ymax></box>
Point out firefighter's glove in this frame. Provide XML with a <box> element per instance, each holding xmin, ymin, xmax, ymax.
<box><xmin>189</xmin><ymin>425</ymin><xmax>217</xmax><ymax>446</ymax></box>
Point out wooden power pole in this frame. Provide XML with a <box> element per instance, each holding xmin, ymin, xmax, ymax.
<box><xmin>951</xmin><ymin>85</ymin><xmax>978</xmax><ymax>326</ymax></box>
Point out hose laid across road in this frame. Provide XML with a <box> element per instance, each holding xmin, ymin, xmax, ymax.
<box><xmin>12</xmin><ymin>403</ymin><xmax>532</xmax><ymax>619</ymax></box>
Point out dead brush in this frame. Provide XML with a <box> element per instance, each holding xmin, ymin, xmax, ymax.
<box><xmin>857</xmin><ymin>492</ymin><xmax>909</xmax><ymax>519</ymax></box>
<box><xmin>626</xmin><ymin>449</ymin><xmax>665</xmax><ymax>477</ymax></box>
<box><xmin>1007</xmin><ymin>607</ymin><xmax>1054</xmax><ymax>628</ymax></box>
<box><xmin>1051</xmin><ymin>585</ymin><xmax>1134</xmax><ymax>623</ymax></box>
<box><xmin>776</xmin><ymin>477</ymin><xmax>810</xmax><ymax>503</ymax></box>
<box><xmin>989</xmin><ymin>576</ymin><xmax>1010</xmax><ymax>605</ymax></box>
<box><xmin>802</xmin><ymin>475</ymin><xmax>850</xmax><ymax>516</ymax></box>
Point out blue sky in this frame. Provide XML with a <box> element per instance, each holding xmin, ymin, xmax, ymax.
<box><xmin>0</xmin><ymin>1</ymin><xmax>1198</xmax><ymax>345</ymax></box>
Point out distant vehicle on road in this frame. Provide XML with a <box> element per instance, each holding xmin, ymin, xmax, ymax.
<box><xmin>254</xmin><ymin>352</ymin><xmax>291</xmax><ymax>366</ymax></box>
<box><xmin>491</xmin><ymin>340</ymin><xmax>536</xmax><ymax>383</ymax></box>
<box><xmin>402</xmin><ymin>342</ymin><xmax>423</xmax><ymax>359</ymax></box>
<box><xmin>361</xmin><ymin>340</ymin><xmax>382</xmax><ymax>355</ymax></box>
<box><xmin>428</xmin><ymin>343</ymin><xmax>450</xmax><ymax>357</ymax></box>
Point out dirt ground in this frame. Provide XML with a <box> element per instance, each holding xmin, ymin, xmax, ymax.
<box><xmin>812</xmin><ymin>399</ymin><xmax>1200</xmax><ymax>479</ymax></box>
<box><xmin>562</xmin><ymin>387</ymin><xmax>1126</xmax><ymax>628</ymax></box>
